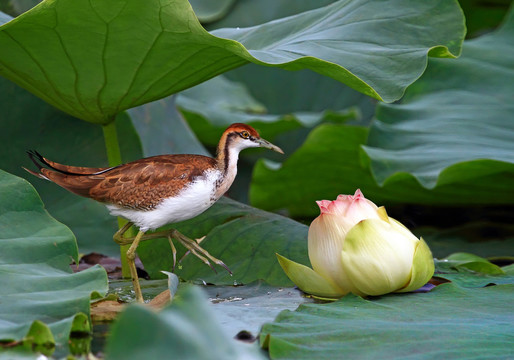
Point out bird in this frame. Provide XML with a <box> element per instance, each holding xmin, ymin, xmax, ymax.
<box><xmin>24</xmin><ymin>123</ymin><xmax>283</xmax><ymax>303</ymax></box>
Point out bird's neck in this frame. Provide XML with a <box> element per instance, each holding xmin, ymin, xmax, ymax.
<box><xmin>213</xmin><ymin>133</ymin><xmax>240</xmax><ymax>196</ymax></box>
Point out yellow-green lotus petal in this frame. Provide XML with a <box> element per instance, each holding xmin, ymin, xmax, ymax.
<box><xmin>397</xmin><ymin>237</ymin><xmax>435</xmax><ymax>293</ymax></box>
<box><xmin>276</xmin><ymin>253</ymin><xmax>346</xmax><ymax>298</ymax></box>
<box><xmin>341</xmin><ymin>219</ymin><xmax>416</xmax><ymax>296</ymax></box>
<box><xmin>388</xmin><ymin>217</ymin><xmax>420</xmax><ymax>244</ymax></box>
<box><xmin>376</xmin><ymin>206</ymin><xmax>390</xmax><ymax>223</ymax></box>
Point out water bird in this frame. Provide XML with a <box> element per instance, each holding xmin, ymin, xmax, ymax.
<box><xmin>25</xmin><ymin>123</ymin><xmax>283</xmax><ymax>302</ymax></box>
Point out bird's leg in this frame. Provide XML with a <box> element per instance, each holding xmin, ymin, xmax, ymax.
<box><xmin>114</xmin><ymin>230</ymin><xmax>170</xmax><ymax>246</ymax></box>
<box><xmin>112</xmin><ymin>228</ymin><xmax>232</xmax><ymax>275</ymax></box>
<box><xmin>113</xmin><ymin>221</ymin><xmax>134</xmax><ymax>245</ymax></box>
<box><xmin>167</xmin><ymin>234</ymin><xmax>177</xmax><ymax>271</ymax></box>
<box><xmin>170</xmin><ymin>229</ymin><xmax>232</xmax><ymax>275</ymax></box>
<box><xmin>126</xmin><ymin>230</ymin><xmax>145</xmax><ymax>303</ymax></box>
<box><xmin>184</xmin><ymin>245</ymin><xmax>218</xmax><ymax>273</ymax></box>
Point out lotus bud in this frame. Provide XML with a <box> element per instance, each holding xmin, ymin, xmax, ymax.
<box><xmin>277</xmin><ymin>189</ymin><xmax>434</xmax><ymax>298</ymax></box>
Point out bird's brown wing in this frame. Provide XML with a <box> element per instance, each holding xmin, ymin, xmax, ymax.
<box><xmin>89</xmin><ymin>155</ymin><xmax>217</xmax><ymax>209</ymax></box>
<box><xmin>34</xmin><ymin>155</ymin><xmax>217</xmax><ymax>210</ymax></box>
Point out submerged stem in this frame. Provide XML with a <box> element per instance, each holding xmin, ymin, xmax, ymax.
<box><xmin>102</xmin><ymin>120</ymin><xmax>122</xmax><ymax>167</ymax></box>
<box><xmin>102</xmin><ymin>118</ymin><xmax>132</xmax><ymax>279</ymax></box>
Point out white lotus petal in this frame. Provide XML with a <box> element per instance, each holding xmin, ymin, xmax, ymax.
<box><xmin>308</xmin><ymin>214</ymin><xmax>356</xmax><ymax>293</ymax></box>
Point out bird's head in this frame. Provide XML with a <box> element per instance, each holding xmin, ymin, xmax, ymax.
<box><xmin>221</xmin><ymin>123</ymin><xmax>284</xmax><ymax>154</ymax></box>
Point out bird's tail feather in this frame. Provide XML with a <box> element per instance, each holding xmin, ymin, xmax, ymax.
<box><xmin>25</xmin><ymin>150</ymin><xmax>115</xmax><ymax>176</ymax></box>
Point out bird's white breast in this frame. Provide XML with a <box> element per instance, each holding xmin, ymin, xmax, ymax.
<box><xmin>106</xmin><ymin>169</ymin><xmax>222</xmax><ymax>232</ymax></box>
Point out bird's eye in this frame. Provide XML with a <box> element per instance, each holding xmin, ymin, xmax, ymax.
<box><xmin>240</xmin><ymin>131</ymin><xmax>250</xmax><ymax>139</ymax></box>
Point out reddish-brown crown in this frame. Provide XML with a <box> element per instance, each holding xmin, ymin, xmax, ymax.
<box><xmin>223</xmin><ymin>123</ymin><xmax>260</xmax><ymax>138</ymax></box>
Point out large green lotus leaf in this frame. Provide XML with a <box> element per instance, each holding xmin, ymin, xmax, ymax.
<box><xmin>105</xmin><ymin>286</ymin><xmax>266</xmax><ymax>360</ymax></box>
<box><xmin>260</xmin><ymin>283</ymin><xmax>514</xmax><ymax>359</ymax></box>
<box><xmin>204</xmin><ymin>0</ymin><xmax>376</xmax><ymax>124</ymax></box>
<box><xmin>0</xmin><ymin>77</ymin><xmax>142</xmax><ymax>256</ymax></box>
<box><xmin>0</xmin><ymin>0</ymin><xmax>464</xmax><ymax>124</ymax></box>
<box><xmin>250</xmin><ymin>124</ymin><xmax>514</xmax><ymax>218</ymax></box>
<box><xmin>0</xmin><ymin>170</ymin><xmax>108</xmax><ymax>349</ymax></box>
<box><xmin>210</xmin><ymin>0</ymin><xmax>507</xmax><ymax>41</ymax></box>
<box><xmin>363</xmin><ymin>6</ymin><xmax>514</xmax><ymax>190</ymax></box>
<box><xmin>211</xmin><ymin>0</ymin><xmax>463</xmax><ymax>101</ymax></box>
<box><xmin>177</xmin><ymin>75</ymin><xmax>359</xmax><ymax>148</ymax></box>
<box><xmin>435</xmin><ymin>258</ymin><xmax>514</xmax><ymax>288</ymax></box>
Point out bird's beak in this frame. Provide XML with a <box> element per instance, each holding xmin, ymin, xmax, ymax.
<box><xmin>256</xmin><ymin>138</ymin><xmax>284</xmax><ymax>154</ymax></box>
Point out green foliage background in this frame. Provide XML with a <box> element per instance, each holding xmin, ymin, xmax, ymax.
<box><xmin>0</xmin><ymin>0</ymin><xmax>512</xmax><ymax>359</ymax></box>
